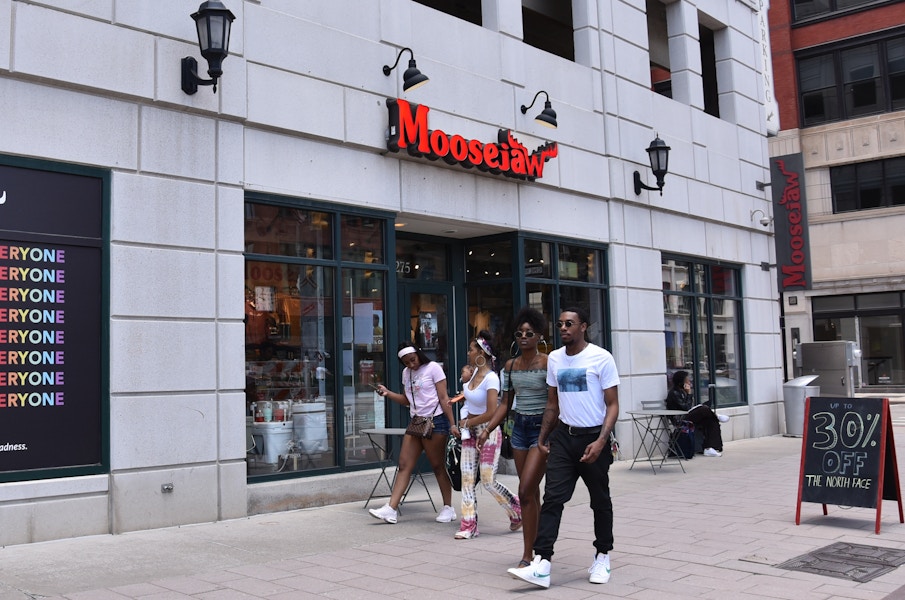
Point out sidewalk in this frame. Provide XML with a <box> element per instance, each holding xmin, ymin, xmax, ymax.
<box><xmin>3</xmin><ymin>433</ymin><xmax>905</xmax><ymax>600</ymax></box>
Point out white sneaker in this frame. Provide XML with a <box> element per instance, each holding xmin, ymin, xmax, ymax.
<box><xmin>435</xmin><ymin>505</ymin><xmax>457</xmax><ymax>522</ymax></box>
<box><xmin>588</xmin><ymin>552</ymin><xmax>611</xmax><ymax>584</ymax></box>
<box><xmin>368</xmin><ymin>503</ymin><xmax>397</xmax><ymax>524</ymax></box>
<box><xmin>703</xmin><ymin>447</ymin><xmax>722</xmax><ymax>457</ymax></box>
<box><xmin>507</xmin><ymin>555</ymin><xmax>551</xmax><ymax>589</ymax></box>
<box><xmin>717</xmin><ymin>414</ymin><xmax>730</xmax><ymax>423</ymax></box>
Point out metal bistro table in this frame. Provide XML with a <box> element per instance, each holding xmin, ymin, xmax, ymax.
<box><xmin>361</xmin><ymin>428</ymin><xmax>436</xmax><ymax>513</ymax></box>
<box><xmin>626</xmin><ymin>409</ymin><xmax>688</xmax><ymax>474</ymax></box>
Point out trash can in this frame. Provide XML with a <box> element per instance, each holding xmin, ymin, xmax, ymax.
<box><xmin>782</xmin><ymin>375</ymin><xmax>820</xmax><ymax>437</ymax></box>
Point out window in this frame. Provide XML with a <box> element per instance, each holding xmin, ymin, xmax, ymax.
<box><xmin>414</xmin><ymin>0</ymin><xmax>481</xmax><ymax>25</ymax></box>
<box><xmin>663</xmin><ymin>258</ymin><xmax>744</xmax><ymax>407</ymax></box>
<box><xmin>647</xmin><ymin>0</ymin><xmax>671</xmax><ymax>98</ymax></box>
<box><xmin>792</xmin><ymin>0</ymin><xmax>892</xmax><ymax>22</ymax></box>
<box><xmin>798</xmin><ymin>31</ymin><xmax>905</xmax><ymax>127</ymax></box>
<box><xmin>700</xmin><ymin>24</ymin><xmax>720</xmax><ymax>118</ymax></box>
<box><xmin>522</xmin><ymin>239</ymin><xmax>610</xmax><ymax>349</ymax></box>
<box><xmin>812</xmin><ymin>292</ymin><xmax>905</xmax><ymax>386</ymax></box>
<box><xmin>244</xmin><ymin>199</ymin><xmax>390</xmax><ymax>479</ymax></box>
<box><xmin>831</xmin><ymin>156</ymin><xmax>905</xmax><ymax>212</ymax></box>
<box><xmin>464</xmin><ymin>236</ymin><xmax>611</xmax><ymax>366</ymax></box>
<box><xmin>522</xmin><ymin>0</ymin><xmax>574</xmax><ymax>61</ymax></box>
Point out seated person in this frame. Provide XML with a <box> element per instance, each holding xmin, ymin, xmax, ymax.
<box><xmin>665</xmin><ymin>370</ymin><xmax>729</xmax><ymax>457</ymax></box>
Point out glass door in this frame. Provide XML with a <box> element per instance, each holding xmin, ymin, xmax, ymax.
<box><xmin>397</xmin><ymin>283</ymin><xmax>459</xmax><ymax>394</ymax></box>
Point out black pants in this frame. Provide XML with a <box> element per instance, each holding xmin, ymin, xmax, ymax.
<box><xmin>685</xmin><ymin>405</ymin><xmax>723</xmax><ymax>452</ymax></box>
<box><xmin>534</xmin><ymin>424</ymin><xmax>614</xmax><ymax>560</ymax></box>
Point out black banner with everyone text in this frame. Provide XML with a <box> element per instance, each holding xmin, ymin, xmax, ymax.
<box><xmin>0</xmin><ymin>161</ymin><xmax>104</xmax><ymax>476</ymax></box>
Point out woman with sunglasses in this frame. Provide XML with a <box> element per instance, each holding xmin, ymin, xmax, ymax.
<box><xmin>455</xmin><ymin>331</ymin><xmax>521</xmax><ymax>539</ymax></box>
<box><xmin>480</xmin><ymin>306</ymin><xmax>549</xmax><ymax>568</ymax></box>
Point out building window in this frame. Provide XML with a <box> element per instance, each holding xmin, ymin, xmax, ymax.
<box><xmin>244</xmin><ymin>199</ymin><xmax>389</xmax><ymax>479</ymax></box>
<box><xmin>831</xmin><ymin>156</ymin><xmax>905</xmax><ymax>212</ymax></box>
<box><xmin>647</xmin><ymin>0</ymin><xmax>671</xmax><ymax>98</ymax></box>
<box><xmin>521</xmin><ymin>238</ymin><xmax>610</xmax><ymax>349</ymax></box>
<box><xmin>522</xmin><ymin>0</ymin><xmax>574</xmax><ymax>61</ymax></box>
<box><xmin>414</xmin><ymin>0</ymin><xmax>481</xmax><ymax>25</ymax></box>
<box><xmin>812</xmin><ymin>292</ymin><xmax>905</xmax><ymax>385</ymax></box>
<box><xmin>798</xmin><ymin>31</ymin><xmax>905</xmax><ymax>127</ymax></box>
<box><xmin>663</xmin><ymin>258</ymin><xmax>744</xmax><ymax>407</ymax></box>
<box><xmin>464</xmin><ymin>236</ymin><xmax>610</xmax><ymax>365</ymax></box>
<box><xmin>700</xmin><ymin>25</ymin><xmax>720</xmax><ymax>118</ymax></box>
<box><xmin>792</xmin><ymin>0</ymin><xmax>895</xmax><ymax>23</ymax></box>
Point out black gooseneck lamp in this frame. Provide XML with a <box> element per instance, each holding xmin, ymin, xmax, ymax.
<box><xmin>633</xmin><ymin>135</ymin><xmax>671</xmax><ymax>195</ymax></box>
<box><xmin>383</xmin><ymin>47</ymin><xmax>429</xmax><ymax>92</ymax></box>
<box><xmin>181</xmin><ymin>0</ymin><xmax>236</xmax><ymax>95</ymax></box>
<box><xmin>520</xmin><ymin>90</ymin><xmax>558</xmax><ymax>129</ymax></box>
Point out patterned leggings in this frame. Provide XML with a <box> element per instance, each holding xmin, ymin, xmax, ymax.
<box><xmin>458</xmin><ymin>423</ymin><xmax>521</xmax><ymax>534</ymax></box>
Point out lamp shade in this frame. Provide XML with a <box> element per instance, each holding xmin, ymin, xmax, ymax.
<box><xmin>646</xmin><ymin>136</ymin><xmax>670</xmax><ymax>186</ymax></box>
<box><xmin>402</xmin><ymin>60</ymin><xmax>429</xmax><ymax>91</ymax></box>
<box><xmin>520</xmin><ymin>91</ymin><xmax>558</xmax><ymax>129</ymax></box>
<box><xmin>535</xmin><ymin>100</ymin><xmax>558</xmax><ymax>128</ymax></box>
<box><xmin>192</xmin><ymin>0</ymin><xmax>235</xmax><ymax>79</ymax></box>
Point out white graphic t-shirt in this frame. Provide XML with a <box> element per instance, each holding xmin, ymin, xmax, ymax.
<box><xmin>546</xmin><ymin>343</ymin><xmax>619</xmax><ymax>428</ymax></box>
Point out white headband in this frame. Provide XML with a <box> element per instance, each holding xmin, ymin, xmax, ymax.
<box><xmin>397</xmin><ymin>346</ymin><xmax>417</xmax><ymax>359</ymax></box>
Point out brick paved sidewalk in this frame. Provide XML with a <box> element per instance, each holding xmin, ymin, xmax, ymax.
<box><xmin>3</xmin><ymin>434</ymin><xmax>905</xmax><ymax>599</ymax></box>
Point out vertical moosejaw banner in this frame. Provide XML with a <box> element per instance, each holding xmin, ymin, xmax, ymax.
<box><xmin>386</xmin><ymin>98</ymin><xmax>558</xmax><ymax>181</ymax></box>
<box><xmin>770</xmin><ymin>153</ymin><xmax>812</xmax><ymax>292</ymax></box>
<box><xmin>0</xmin><ymin>160</ymin><xmax>104</xmax><ymax>477</ymax></box>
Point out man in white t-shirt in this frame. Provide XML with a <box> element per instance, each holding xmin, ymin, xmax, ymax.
<box><xmin>508</xmin><ymin>307</ymin><xmax>620</xmax><ymax>589</ymax></box>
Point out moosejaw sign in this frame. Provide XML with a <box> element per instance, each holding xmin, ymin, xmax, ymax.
<box><xmin>386</xmin><ymin>98</ymin><xmax>558</xmax><ymax>181</ymax></box>
<box><xmin>769</xmin><ymin>153</ymin><xmax>812</xmax><ymax>291</ymax></box>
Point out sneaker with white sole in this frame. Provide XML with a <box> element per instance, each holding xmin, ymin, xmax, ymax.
<box><xmin>703</xmin><ymin>447</ymin><xmax>722</xmax><ymax>457</ymax></box>
<box><xmin>508</xmin><ymin>555</ymin><xmax>551</xmax><ymax>588</ymax></box>
<box><xmin>588</xmin><ymin>552</ymin><xmax>611</xmax><ymax>584</ymax></box>
<box><xmin>717</xmin><ymin>414</ymin><xmax>730</xmax><ymax>423</ymax></box>
<box><xmin>435</xmin><ymin>505</ymin><xmax>457</xmax><ymax>523</ymax></box>
<box><xmin>368</xmin><ymin>503</ymin><xmax>397</xmax><ymax>523</ymax></box>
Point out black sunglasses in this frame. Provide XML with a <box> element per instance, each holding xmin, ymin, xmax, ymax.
<box><xmin>556</xmin><ymin>319</ymin><xmax>578</xmax><ymax>328</ymax></box>
<box><xmin>514</xmin><ymin>331</ymin><xmax>537</xmax><ymax>339</ymax></box>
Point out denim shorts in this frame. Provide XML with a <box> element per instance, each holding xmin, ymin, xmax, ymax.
<box><xmin>431</xmin><ymin>412</ymin><xmax>451</xmax><ymax>436</ymax></box>
<box><xmin>510</xmin><ymin>412</ymin><xmax>543</xmax><ymax>450</ymax></box>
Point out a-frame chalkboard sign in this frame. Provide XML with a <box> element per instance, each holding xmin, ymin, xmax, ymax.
<box><xmin>796</xmin><ymin>397</ymin><xmax>903</xmax><ymax>534</ymax></box>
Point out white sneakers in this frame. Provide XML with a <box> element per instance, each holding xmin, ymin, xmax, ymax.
<box><xmin>435</xmin><ymin>505</ymin><xmax>457</xmax><ymax>523</ymax></box>
<box><xmin>509</xmin><ymin>553</ymin><xmax>612</xmax><ymax>588</ymax></box>
<box><xmin>508</xmin><ymin>555</ymin><xmax>551</xmax><ymax>588</ymax></box>
<box><xmin>370</xmin><ymin>503</ymin><xmax>459</xmax><ymax>524</ymax></box>
<box><xmin>368</xmin><ymin>503</ymin><xmax>397</xmax><ymax>524</ymax></box>
<box><xmin>703</xmin><ymin>447</ymin><xmax>723</xmax><ymax>457</ymax></box>
<box><xmin>717</xmin><ymin>413</ymin><xmax>730</xmax><ymax>423</ymax></box>
<box><xmin>588</xmin><ymin>552</ymin><xmax>611</xmax><ymax>584</ymax></box>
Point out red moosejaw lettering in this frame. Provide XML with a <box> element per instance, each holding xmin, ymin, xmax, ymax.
<box><xmin>775</xmin><ymin>159</ymin><xmax>808</xmax><ymax>289</ymax></box>
<box><xmin>386</xmin><ymin>98</ymin><xmax>558</xmax><ymax>181</ymax></box>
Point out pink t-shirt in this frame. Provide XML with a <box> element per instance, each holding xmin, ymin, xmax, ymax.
<box><xmin>402</xmin><ymin>361</ymin><xmax>446</xmax><ymax>417</ymax></box>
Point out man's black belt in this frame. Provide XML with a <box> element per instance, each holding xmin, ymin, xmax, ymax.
<box><xmin>558</xmin><ymin>421</ymin><xmax>602</xmax><ymax>436</ymax></box>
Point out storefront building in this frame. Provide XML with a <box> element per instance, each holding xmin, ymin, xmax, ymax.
<box><xmin>768</xmin><ymin>0</ymin><xmax>905</xmax><ymax>387</ymax></box>
<box><xmin>1</xmin><ymin>0</ymin><xmax>779</xmax><ymax>545</ymax></box>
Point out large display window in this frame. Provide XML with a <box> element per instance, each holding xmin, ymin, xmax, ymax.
<box><xmin>662</xmin><ymin>257</ymin><xmax>744</xmax><ymax>407</ymax></box>
<box><xmin>465</xmin><ymin>236</ymin><xmax>611</xmax><ymax>366</ymax></box>
<box><xmin>813</xmin><ymin>292</ymin><xmax>905</xmax><ymax>386</ymax></box>
<box><xmin>244</xmin><ymin>200</ymin><xmax>388</xmax><ymax>478</ymax></box>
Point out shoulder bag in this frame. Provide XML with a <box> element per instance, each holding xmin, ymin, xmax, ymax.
<box><xmin>405</xmin><ymin>374</ymin><xmax>434</xmax><ymax>439</ymax></box>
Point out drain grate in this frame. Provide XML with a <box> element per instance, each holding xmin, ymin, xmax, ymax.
<box><xmin>776</xmin><ymin>542</ymin><xmax>905</xmax><ymax>583</ymax></box>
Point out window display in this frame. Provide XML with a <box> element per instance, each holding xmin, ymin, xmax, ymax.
<box><xmin>244</xmin><ymin>200</ymin><xmax>388</xmax><ymax>478</ymax></box>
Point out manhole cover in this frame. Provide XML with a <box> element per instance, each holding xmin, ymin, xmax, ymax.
<box><xmin>776</xmin><ymin>542</ymin><xmax>905</xmax><ymax>583</ymax></box>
